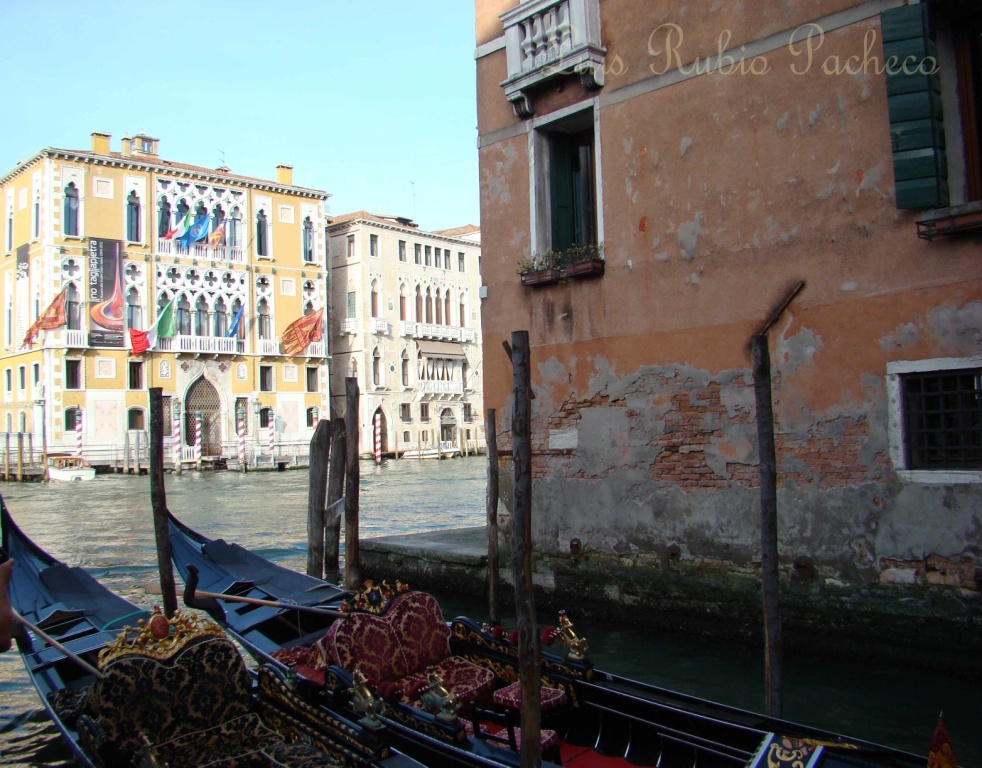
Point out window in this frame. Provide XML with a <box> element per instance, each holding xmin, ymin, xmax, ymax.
<box><xmin>257</xmin><ymin>299</ymin><xmax>272</xmax><ymax>339</ymax></box>
<box><xmin>177</xmin><ymin>296</ymin><xmax>192</xmax><ymax>336</ymax></box>
<box><xmin>400</xmin><ymin>403</ymin><xmax>411</xmax><ymax>422</ymax></box>
<box><xmin>65</xmin><ymin>407</ymin><xmax>82</xmax><ymax>431</ymax></box>
<box><xmin>66</xmin><ymin>284</ymin><xmax>82</xmax><ymax>330</ymax></box>
<box><xmin>66</xmin><ymin>359</ymin><xmax>81</xmax><ymax>389</ymax></box>
<box><xmin>371</xmin><ymin>283</ymin><xmax>379</xmax><ymax>318</ymax></box>
<box><xmin>458</xmin><ymin>252</ymin><xmax>465</xmax><ymax>272</ymax></box>
<box><xmin>370</xmin><ymin>234</ymin><xmax>379</xmax><ymax>257</ymax></box>
<box><xmin>403</xmin><ymin>431</ymin><xmax>410</xmax><ymax>442</ymax></box>
<box><xmin>347</xmin><ymin>235</ymin><xmax>355</xmax><ymax>259</ymax></box>
<box><xmin>420</xmin><ymin>430</ymin><xmax>428</xmax><ymax>442</ymax></box>
<box><xmin>126</xmin><ymin>191</ymin><xmax>141</xmax><ymax>242</ymax></box>
<box><xmin>346</xmin><ymin>291</ymin><xmax>356</xmax><ymax>319</ymax></box>
<box><xmin>884</xmin><ymin>4</ymin><xmax>982</xmax><ymax>209</ymax></box>
<box><xmin>128</xmin><ymin>408</ymin><xmax>145</xmax><ymax>430</ymax></box>
<box><xmin>459</xmin><ymin>295</ymin><xmax>466</xmax><ymax>328</ymax></box>
<box><xmin>194</xmin><ymin>296</ymin><xmax>208</xmax><ymax>336</ymax></box>
<box><xmin>213</xmin><ymin>299</ymin><xmax>228</xmax><ymax>337</ymax></box>
<box><xmin>414</xmin><ymin>244</ymin><xmax>421</xmax><ymax>264</ymax></box>
<box><xmin>33</xmin><ymin>363</ymin><xmax>39</xmax><ymax>385</ymax></box>
<box><xmin>256</xmin><ymin>210</ymin><xmax>268</xmax><ymax>257</ymax></box>
<box><xmin>259</xmin><ymin>365</ymin><xmax>274</xmax><ymax>392</ymax></box>
<box><xmin>228</xmin><ymin>207</ymin><xmax>241</xmax><ymax>247</ymax></box>
<box><xmin>402</xmin><ymin>351</ymin><xmax>410</xmax><ymax>386</ymax></box>
<box><xmin>463</xmin><ymin>403</ymin><xmax>473</xmax><ymax>422</ymax></box>
<box><xmin>259</xmin><ymin>407</ymin><xmax>273</xmax><ymax>428</ymax></box>
<box><xmin>4</xmin><ymin>368</ymin><xmax>10</xmax><ymax>392</ymax></box>
<box><xmin>17</xmin><ymin>366</ymin><xmax>25</xmax><ymax>390</ymax></box>
<box><xmin>398</xmin><ymin>240</ymin><xmax>407</xmax><ymax>262</ymax></box>
<box><xmin>212</xmin><ymin>204</ymin><xmax>226</xmax><ymax>245</ymax></box>
<box><xmin>399</xmin><ymin>291</ymin><xmax>407</xmax><ymax>321</ymax></box>
<box><xmin>33</xmin><ymin>194</ymin><xmax>39</xmax><ymax>239</ymax></box>
<box><xmin>306</xmin><ymin>407</ymin><xmax>319</xmax><ymax>427</ymax></box>
<box><xmin>434</xmin><ymin>248</ymin><xmax>441</xmax><ymax>269</ymax></box>
<box><xmin>306</xmin><ymin>367</ymin><xmax>318</xmax><ymax>392</ymax></box>
<box><xmin>64</xmin><ymin>183</ymin><xmax>79</xmax><ymax>236</ymax></box>
<box><xmin>546</xmin><ymin>126</ymin><xmax>597</xmax><ymax>252</ymax></box>
<box><xmin>128</xmin><ymin>361</ymin><xmax>144</xmax><ymax>389</ymax></box>
<box><xmin>420</xmin><ymin>403</ymin><xmax>430</xmax><ymax>421</ymax></box>
<box><xmin>424</xmin><ymin>245</ymin><xmax>431</xmax><ymax>266</ymax></box>
<box><xmin>902</xmin><ymin>368</ymin><xmax>980</xmax><ymax>469</ymax></box>
<box><xmin>444</xmin><ymin>249</ymin><xmax>451</xmax><ymax>269</ymax></box>
<box><xmin>372</xmin><ymin>347</ymin><xmax>381</xmax><ymax>387</ymax></box>
<box><xmin>157</xmin><ymin>198</ymin><xmax>171</xmax><ymax>238</ymax></box>
<box><xmin>303</xmin><ymin>217</ymin><xmax>315</xmax><ymax>262</ymax></box>
<box><xmin>126</xmin><ymin>288</ymin><xmax>142</xmax><ymax>332</ymax></box>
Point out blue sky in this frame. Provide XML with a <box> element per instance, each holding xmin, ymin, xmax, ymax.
<box><xmin>0</xmin><ymin>1</ymin><xmax>480</xmax><ymax>232</ymax></box>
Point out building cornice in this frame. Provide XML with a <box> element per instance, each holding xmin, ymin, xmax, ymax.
<box><xmin>327</xmin><ymin>217</ymin><xmax>480</xmax><ymax>247</ymax></box>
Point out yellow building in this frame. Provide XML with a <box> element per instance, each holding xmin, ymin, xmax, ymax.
<box><xmin>0</xmin><ymin>131</ymin><xmax>330</xmax><ymax>466</ymax></box>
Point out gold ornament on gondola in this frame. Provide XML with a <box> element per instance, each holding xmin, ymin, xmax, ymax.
<box><xmin>98</xmin><ymin>609</ymin><xmax>225</xmax><ymax>667</ymax></box>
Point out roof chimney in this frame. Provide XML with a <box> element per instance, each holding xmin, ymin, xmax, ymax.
<box><xmin>121</xmin><ymin>136</ymin><xmax>132</xmax><ymax>157</ymax></box>
<box><xmin>276</xmin><ymin>164</ymin><xmax>294</xmax><ymax>186</ymax></box>
<box><xmin>91</xmin><ymin>132</ymin><xmax>111</xmax><ymax>155</ymax></box>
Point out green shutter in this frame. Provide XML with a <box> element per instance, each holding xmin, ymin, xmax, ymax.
<box><xmin>550</xmin><ymin>134</ymin><xmax>576</xmax><ymax>253</ymax></box>
<box><xmin>882</xmin><ymin>5</ymin><xmax>949</xmax><ymax>209</ymax></box>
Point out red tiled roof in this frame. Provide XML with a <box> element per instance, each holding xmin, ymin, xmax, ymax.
<box><xmin>432</xmin><ymin>224</ymin><xmax>480</xmax><ymax>237</ymax></box>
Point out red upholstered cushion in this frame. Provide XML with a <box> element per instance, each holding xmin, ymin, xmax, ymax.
<box><xmin>324</xmin><ymin>612</ymin><xmax>408</xmax><ymax>686</ymax></box>
<box><xmin>401</xmin><ymin>655</ymin><xmax>496</xmax><ymax>706</ymax></box>
<box><xmin>492</xmin><ymin>681</ymin><xmax>568</xmax><ymax>713</ymax></box>
<box><xmin>387</xmin><ymin>592</ymin><xmax>451</xmax><ymax>672</ymax></box>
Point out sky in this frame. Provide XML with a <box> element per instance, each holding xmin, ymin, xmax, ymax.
<box><xmin>0</xmin><ymin>0</ymin><xmax>480</xmax><ymax>232</ymax></box>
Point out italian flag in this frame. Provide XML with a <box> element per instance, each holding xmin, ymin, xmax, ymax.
<box><xmin>128</xmin><ymin>299</ymin><xmax>176</xmax><ymax>355</ymax></box>
<box><xmin>164</xmin><ymin>209</ymin><xmax>191</xmax><ymax>240</ymax></box>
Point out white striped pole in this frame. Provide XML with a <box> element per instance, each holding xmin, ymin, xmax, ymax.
<box><xmin>374</xmin><ymin>412</ymin><xmax>382</xmax><ymax>463</ymax></box>
<box><xmin>75</xmin><ymin>410</ymin><xmax>83</xmax><ymax>456</ymax></box>
<box><xmin>268</xmin><ymin>410</ymin><xmax>275</xmax><ymax>458</ymax></box>
<box><xmin>237</xmin><ymin>407</ymin><xmax>246</xmax><ymax>470</ymax></box>
<box><xmin>311</xmin><ymin>407</ymin><xmax>319</xmax><ymax>431</ymax></box>
<box><xmin>172</xmin><ymin>403</ymin><xmax>182</xmax><ymax>474</ymax></box>
<box><xmin>194</xmin><ymin>410</ymin><xmax>202</xmax><ymax>465</ymax></box>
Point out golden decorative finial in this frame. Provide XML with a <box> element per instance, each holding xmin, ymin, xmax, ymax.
<box><xmin>98</xmin><ymin>609</ymin><xmax>225</xmax><ymax>667</ymax></box>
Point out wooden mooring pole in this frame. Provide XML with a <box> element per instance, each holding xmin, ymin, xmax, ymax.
<box><xmin>510</xmin><ymin>331</ymin><xmax>541</xmax><ymax>768</ymax></box>
<box><xmin>149</xmin><ymin>387</ymin><xmax>178</xmax><ymax>618</ymax></box>
<box><xmin>486</xmin><ymin>408</ymin><xmax>500</xmax><ymax>624</ymax></box>
<box><xmin>344</xmin><ymin>378</ymin><xmax>361</xmax><ymax>589</ymax></box>
<box><xmin>325</xmin><ymin>417</ymin><xmax>346</xmax><ymax>581</ymax></box>
<box><xmin>307</xmin><ymin>419</ymin><xmax>332</xmax><ymax>578</ymax></box>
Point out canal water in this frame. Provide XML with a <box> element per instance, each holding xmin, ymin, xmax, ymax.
<box><xmin>0</xmin><ymin>459</ymin><xmax>978</xmax><ymax>766</ymax></box>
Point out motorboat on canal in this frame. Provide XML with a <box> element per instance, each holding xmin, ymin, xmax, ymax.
<box><xmin>45</xmin><ymin>453</ymin><xmax>95</xmax><ymax>482</ymax></box>
<box><xmin>0</xmin><ymin>496</ymin><xmax>432</xmax><ymax>768</ymax></box>
<box><xmin>168</xmin><ymin>509</ymin><xmax>927</xmax><ymax>768</ymax></box>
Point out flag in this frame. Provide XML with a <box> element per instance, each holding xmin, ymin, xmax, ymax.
<box><xmin>281</xmin><ymin>307</ymin><xmax>324</xmax><ymax>357</ymax></box>
<box><xmin>225</xmin><ymin>306</ymin><xmax>244</xmax><ymax>338</ymax></box>
<box><xmin>928</xmin><ymin>716</ymin><xmax>958</xmax><ymax>768</ymax></box>
<box><xmin>21</xmin><ymin>287</ymin><xmax>69</xmax><ymax>348</ymax></box>
<box><xmin>179</xmin><ymin>216</ymin><xmax>210</xmax><ymax>250</ymax></box>
<box><xmin>164</xmin><ymin>208</ymin><xmax>191</xmax><ymax>239</ymax></box>
<box><xmin>128</xmin><ymin>299</ymin><xmax>176</xmax><ymax>355</ymax></box>
<box><xmin>208</xmin><ymin>224</ymin><xmax>225</xmax><ymax>246</ymax></box>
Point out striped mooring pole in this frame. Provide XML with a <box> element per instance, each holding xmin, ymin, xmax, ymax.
<box><xmin>172</xmin><ymin>402</ymin><xmax>182</xmax><ymax>474</ymax></box>
<box><xmin>374</xmin><ymin>412</ymin><xmax>382</xmax><ymax>464</ymax></box>
<box><xmin>237</xmin><ymin>407</ymin><xmax>246</xmax><ymax>470</ymax></box>
<box><xmin>194</xmin><ymin>411</ymin><xmax>202</xmax><ymax>464</ymax></box>
<box><xmin>75</xmin><ymin>410</ymin><xmax>83</xmax><ymax>456</ymax></box>
<box><xmin>268</xmin><ymin>410</ymin><xmax>275</xmax><ymax>458</ymax></box>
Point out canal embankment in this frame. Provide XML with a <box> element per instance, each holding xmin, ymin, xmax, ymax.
<box><xmin>361</xmin><ymin>526</ymin><xmax>982</xmax><ymax>680</ymax></box>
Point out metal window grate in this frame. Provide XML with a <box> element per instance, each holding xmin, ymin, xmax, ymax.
<box><xmin>903</xmin><ymin>369</ymin><xmax>982</xmax><ymax>470</ymax></box>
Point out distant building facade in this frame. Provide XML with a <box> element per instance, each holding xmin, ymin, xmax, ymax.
<box><xmin>327</xmin><ymin>213</ymin><xmax>484</xmax><ymax>458</ymax></box>
<box><xmin>474</xmin><ymin>0</ymin><xmax>981</xmax><ymax>637</ymax></box>
<box><xmin>0</xmin><ymin>131</ymin><xmax>330</xmax><ymax>462</ymax></box>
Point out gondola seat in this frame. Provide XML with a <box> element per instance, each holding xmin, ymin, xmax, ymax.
<box><xmin>77</xmin><ymin>611</ymin><xmax>340</xmax><ymax>768</ymax></box>
<box><xmin>325</xmin><ymin>590</ymin><xmax>496</xmax><ymax>710</ymax></box>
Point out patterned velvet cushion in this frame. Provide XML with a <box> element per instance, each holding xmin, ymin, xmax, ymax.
<box><xmin>463</xmin><ymin>719</ymin><xmax>559</xmax><ymax>754</ymax></box>
<box><xmin>492</xmin><ymin>681</ymin><xmax>568</xmax><ymax>713</ymax></box>
<box><xmin>325</xmin><ymin>612</ymin><xmax>409</xmax><ymax>687</ymax></box>
<box><xmin>402</xmin><ymin>655</ymin><xmax>496</xmax><ymax>706</ymax></box>
<box><xmin>386</xmin><ymin>592</ymin><xmax>451</xmax><ymax>672</ymax></box>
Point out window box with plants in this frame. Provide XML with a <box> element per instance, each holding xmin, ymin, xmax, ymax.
<box><xmin>517</xmin><ymin>253</ymin><xmax>562</xmax><ymax>286</ymax></box>
<box><xmin>517</xmin><ymin>244</ymin><xmax>604</xmax><ymax>286</ymax></box>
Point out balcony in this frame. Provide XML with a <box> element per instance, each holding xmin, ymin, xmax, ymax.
<box><xmin>499</xmin><ymin>0</ymin><xmax>605</xmax><ymax>118</ymax></box>
<box><xmin>156</xmin><ymin>238</ymin><xmax>245</xmax><ymax>264</ymax></box>
<box><xmin>399</xmin><ymin>322</ymin><xmax>476</xmax><ymax>343</ymax></box>
<box><xmin>306</xmin><ymin>342</ymin><xmax>326</xmax><ymax>357</ymax></box>
<box><xmin>156</xmin><ymin>335</ymin><xmax>244</xmax><ymax>355</ymax></box>
<box><xmin>43</xmin><ymin>329</ymin><xmax>88</xmax><ymax>349</ymax></box>
<box><xmin>257</xmin><ymin>339</ymin><xmax>281</xmax><ymax>356</ymax></box>
<box><xmin>370</xmin><ymin>317</ymin><xmax>389</xmax><ymax>334</ymax></box>
<box><xmin>341</xmin><ymin>319</ymin><xmax>359</xmax><ymax>335</ymax></box>
<box><xmin>419</xmin><ymin>380</ymin><xmax>464</xmax><ymax>396</ymax></box>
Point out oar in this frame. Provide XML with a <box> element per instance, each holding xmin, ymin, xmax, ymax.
<box><xmin>183</xmin><ymin>565</ymin><xmax>344</xmax><ymax>618</ymax></box>
<box><xmin>14</xmin><ymin>610</ymin><xmax>104</xmax><ymax>680</ymax></box>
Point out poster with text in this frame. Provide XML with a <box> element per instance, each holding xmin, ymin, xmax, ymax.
<box><xmin>88</xmin><ymin>238</ymin><xmax>125</xmax><ymax>347</ymax></box>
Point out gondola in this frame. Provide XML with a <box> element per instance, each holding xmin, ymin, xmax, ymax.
<box><xmin>0</xmin><ymin>496</ymin><xmax>428</xmax><ymax>768</ymax></box>
<box><xmin>168</xmin><ymin>510</ymin><xmax>927</xmax><ymax>768</ymax></box>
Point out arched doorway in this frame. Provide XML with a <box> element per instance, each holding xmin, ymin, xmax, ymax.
<box><xmin>440</xmin><ymin>407</ymin><xmax>457</xmax><ymax>447</ymax></box>
<box><xmin>373</xmin><ymin>407</ymin><xmax>389</xmax><ymax>455</ymax></box>
<box><xmin>184</xmin><ymin>377</ymin><xmax>221</xmax><ymax>456</ymax></box>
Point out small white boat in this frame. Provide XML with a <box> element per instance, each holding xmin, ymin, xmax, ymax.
<box><xmin>46</xmin><ymin>454</ymin><xmax>96</xmax><ymax>482</ymax></box>
<box><xmin>400</xmin><ymin>442</ymin><xmax>461</xmax><ymax>460</ymax></box>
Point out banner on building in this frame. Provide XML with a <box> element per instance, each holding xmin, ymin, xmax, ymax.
<box><xmin>16</xmin><ymin>244</ymin><xmax>29</xmax><ymax>345</ymax></box>
<box><xmin>88</xmin><ymin>238</ymin><xmax>125</xmax><ymax>347</ymax></box>
<box><xmin>281</xmin><ymin>307</ymin><xmax>324</xmax><ymax>357</ymax></box>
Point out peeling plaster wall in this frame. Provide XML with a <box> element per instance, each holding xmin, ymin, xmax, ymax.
<box><xmin>477</xmin><ymin>1</ymin><xmax>982</xmax><ymax>614</ymax></box>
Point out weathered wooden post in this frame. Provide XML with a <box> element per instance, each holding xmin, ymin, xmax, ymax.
<box><xmin>307</xmin><ymin>419</ymin><xmax>332</xmax><ymax>578</ymax></box>
<box><xmin>4</xmin><ymin>433</ymin><xmax>10</xmax><ymax>480</ymax></box>
<box><xmin>16</xmin><ymin>433</ymin><xmax>24</xmax><ymax>482</ymax></box>
<box><xmin>486</xmin><ymin>408</ymin><xmax>500</xmax><ymax>624</ymax></box>
<box><xmin>510</xmin><ymin>331</ymin><xmax>541</xmax><ymax>768</ymax></box>
<box><xmin>149</xmin><ymin>387</ymin><xmax>178</xmax><ymax>618</ymax></box>
<box><xmin>325</xmin><ymin>417</ymin><xmax>346</xmax><ymax>580</ymax></box>
<box><xmin>344</xmin><ymin>378</ymin><xmax>361</xmax><ymax>589</ymax></box>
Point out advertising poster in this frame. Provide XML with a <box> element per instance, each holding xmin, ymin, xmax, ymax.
<box><xmin>88</xmin><ymin>238</ymin><xmax>125</xmax><ymax>348</ymax></box>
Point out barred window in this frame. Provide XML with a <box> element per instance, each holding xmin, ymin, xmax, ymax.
<box><xmin>902</xmin><ymin>369</ymin><xmax>981</xmax><ymax>470</ymax></box>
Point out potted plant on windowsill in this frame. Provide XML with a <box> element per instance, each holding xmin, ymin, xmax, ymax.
<box><xmin>557</xmin><ymin>243</ymin><xmax>605</xmax><ymax>278</ymax></box>
<box><xmin>517</xmin><ymin>252</ymin><xmax>561</xmax><ymax>286</ymax></box>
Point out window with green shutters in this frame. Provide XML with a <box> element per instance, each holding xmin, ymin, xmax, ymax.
<box><xmin>549</xmin><ymin>129</ymin><xmax>597</xmax><ymax>252</ymax></box>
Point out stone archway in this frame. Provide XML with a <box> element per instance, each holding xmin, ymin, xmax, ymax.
<box><xmin>440</xmin><ymin>407</ymin><xmax>457</xmax><ymax>446</ymax></box>
<box><xmin>184</xmin><ymin>376</ymin><xmax>221</xmax><ymax>456</ymax></box>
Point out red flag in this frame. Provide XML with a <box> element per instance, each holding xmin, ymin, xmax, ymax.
<box><xmin>281</xmin><ymin>307</ymin><xmax>324</xmax><ymax>358</ymax></box>
<box><xmin>21</xmin><ymin>287</ymin><xmax>69</xmax><ymax>348</ymax></box>
<box><xmin>928</xmin><ymin>716</ymin><xmax>958</xmax><ymax>768</ymax></box>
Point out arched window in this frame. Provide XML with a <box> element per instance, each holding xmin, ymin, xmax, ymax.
<box><xmin>128</xmin><ymin>408</ymin><xmax>145</xmax><ymax>430</ymax></box>
<box><xmin>459</xmin><ymin>295</ymin><xmax>466</xmax><ymax>328</ymax></box>
<box><xmin>435</xmin><ymin>289</ymin><xmax>443</xmax><ymax>325</ymax></box>
<box><xmin>302</xmin><ymin>217</ymin><xmax>314</xmax><ymax>261</ymax></box>
<box><xmin>63</xmin><ymin>183</ymin><xmax>79</xmax><ymax>236</ymax></box>
<box><xmin>19</xmin><ymin>411</ymin><xmax>26</xmax><ymax>432</ymax></box>
<box><xmin>126</xmin><ymin>191</ymin><xmax>141</xmax><ymax>242</ymax></box>
<box><xmin>371</xmin><ymin>281</ymin><xmax>379</xmax><ymax>318</ymax></box>
<box><xmin>372</xmin><ymin>347</ymin><xmax>381</xmax><ymax>387</ymax></box>
<box><xmin>257</xmin><ymin>298</ymin><xmax>271</xmax><ymax>339</ymax></box>
<box><xmin>194</xmin><ymin>201</ymin><xmax>208</xmax><ymax>222</ymax></box>
<box><xmin>415</xmin><ymin>286</ymin><xmax>423</xmax><ymax>322</ymax></box>
<box><xmin>33</xmin><ymin>195</ymin><xmax>39</xmax><ymax>238</ymax></box>
<box><xmin>306</xmin><ymin>407</ymin><xmax>319</xmax><ymax>427</ymax></box>
<box><xmin>176</xmin><ymin>295</ymin><xmax>192</xmax><ymax>335</ymax></box>
<box><xmin>425</xmin><ymin>288</ymin><xmax>433</xmax><ymax>323</ymax></box>
<box><xmin>259</xmin><ymin>407</ymin><xmax>273</xmax><ymax>429</ymax></box>
<box><xmin>211</xmin><ymin>204</ymin><xmax>226</xmax><ymax>245</ymax></box>
<box><xmin>213</xmin><ymin>297</ymin><xmax>228</xmax><ymax>337</ymax></box>
<box><xmin>66</xmin><ymin>283</ymin><xmax>82</xmax><ymax>330</ymax></box>
<box><xmin>399</xmin><ymin>285</ymin><xmax>407</xmax><ymax>321</ymax></box>
<box><xmin>401</xmin><ymin>350</ymin><xmax>410</xmax><ymax>387</ymax></box>
<box><xmin>444</xmin><ymin>293</ymin><xmax>451</xmax><ymax>326</ymax></box>
<box><xmin>228</xmin><ymin>206</ymin><xmax>241</xmax><ymax>247</ymax></box>
<box><xmin>231</xmin><ymin>299</ymin><xmax>245</xmax><ymax>340</ymax></box>
<box><xmin>64</xmin><ymin>407</ymin><xmax>82</xmax><ymax>431</ymax></box>
<box><xmin>256</xmin><ymin>210</ymin><xmax>268</xmax><ymax>257</ymax></box>
<box><xmin>126</xmin><ymin>287</ymin><xmax>142</xmax><ymax>331</ymax></box>
<box><xmin>157</xmin><ymin>197</ymin><xmax>171</xmax><ymax>238</ymax></box>
<box><xmin>194</xmin><ymin>295</ymin><xmax>209</xmax><ymax>336</ymax></box>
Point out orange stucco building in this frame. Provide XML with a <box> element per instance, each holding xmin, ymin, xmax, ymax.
<box><xmin>476</xmin><ymin>0</ymin><xmax>980</xmax><ymax>651</ymax></box>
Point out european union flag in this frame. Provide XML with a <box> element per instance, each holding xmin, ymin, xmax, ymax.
<box><xmin>225</xmin><ymin>306</ymin><xmax>244</xmax><ymax>338</ymax></box>
<box><xmin>180</xmin><ymin>216</ymin><xmax>210</xmax><ymax>250</ymax></box>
